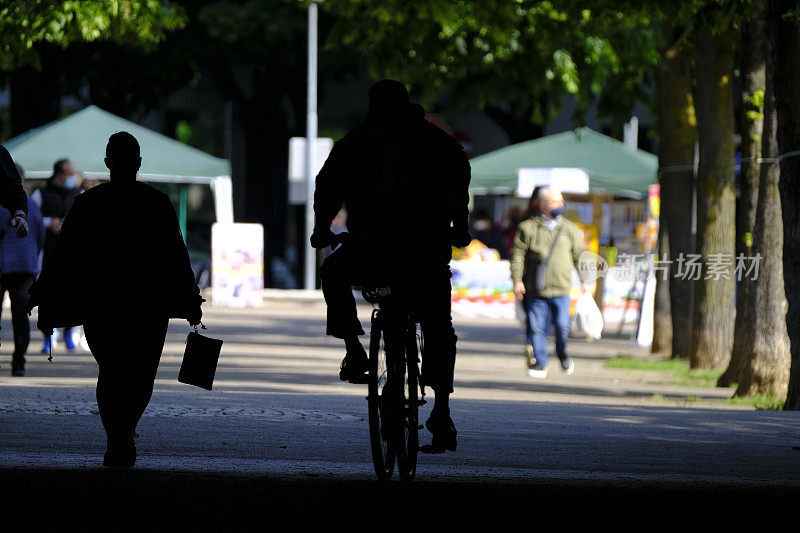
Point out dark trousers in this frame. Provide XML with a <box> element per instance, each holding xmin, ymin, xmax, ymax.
<box><xmin>0</xmin><ymin>272</ymin><xmax>35</xmax><ymax>363</ymax></box>
<box><xmin>320</xmin><ymin>242</ymin><xmax>457</xmax><ymax>393</ymax></box>
<box><xmin>83</xmin><ymin>316</ymin><xmax>169</xmax><ymax>443</ymax></box>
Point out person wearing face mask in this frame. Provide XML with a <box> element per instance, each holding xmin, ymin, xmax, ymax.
<box><xmin>471</xmin><ymin>209</ymin><xmax>508</xmax><ymax>259</ymax></box>
<box><xmin>510</xmin><ymin>186</ymin><xmax>586</xmax><ymax>378</ymax></box>
<box><xmin>38</xmin><ymin>158</ymin><xmax>81</xmax><ymax>353</ymax></box>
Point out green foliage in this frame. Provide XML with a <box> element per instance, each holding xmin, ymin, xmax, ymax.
<box><xmin>650</xmin><ymin>393</ymin><xmax>700</xmax><ymax>405</ymax></box>
<box><xmin>724</xmin><ymin>393</ymin><xmax>785</xmax><ymax>410</ymax></box>
<box><xmin>175</xmin><ymin>120</ymin><xmax>192</xmax><ymax>145</ymax></box>
<box><xmin>745</xmin><ymin>89</ymin><xmax>765</xmax><ymax>122</ymax></box>
<box><xmin>0</xmin><ymin>0</ymin><xmax>186</xmax><ymax>70</ymax></box>
<box><xmin>326</xmin><ymin>1</ymin><xmax>659</xmax><ymax>130</ymax></box>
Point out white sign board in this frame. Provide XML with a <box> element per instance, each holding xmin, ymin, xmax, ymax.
<box><xmin>212</xmin><ymin>223</ymin><xmax>264</xmax><ymax>308</ymax></box>
<box><xmin>516</xmin><ymin>167</ymin><xmax>590</xmax><ymax>198</ymax></box>
<box><xmin>288</xmin><ymin>137</ymin><xmax>334</xmax><ymax>205</ymax></box>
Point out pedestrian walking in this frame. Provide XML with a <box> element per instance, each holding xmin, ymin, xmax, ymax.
<box><xmin>0</xmin><ymin>163</ymin><xmax>45</xmax><ymax>376</ymax></box>
<box><xmin>511</xmin><ymin>186</ymin><xmax>585</xmax><ymax>378</ymax></box>
<box><xmin>0</xmin><ymin>145</ymin><xmax>30</xmax><ymax>239</ymax></box>
<box><xmin>38</xmin><ymin>158</ymin><xmax>81</xmax><ymax>353</ymax></box>
<box><xmin>27</xmin><ymin>132</ymin><xmax>203</xmax><ymax>468</ymax></box>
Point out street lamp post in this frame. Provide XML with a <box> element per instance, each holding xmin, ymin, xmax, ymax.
<box><xmin>303</xmin><ymin>0</ymin><xmax>322</xmax><ymax>290</ymax></box>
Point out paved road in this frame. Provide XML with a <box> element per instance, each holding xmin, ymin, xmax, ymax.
<box><xmin>1</xmin><ymin>301</ymin><xmax>799</xmax><ymax>526</ymax></box>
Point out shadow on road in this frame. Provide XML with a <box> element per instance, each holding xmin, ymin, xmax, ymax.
<box><xmin>3</xmin><ymin>467</ymin><xmax>797</xmax><ymax>529</ymax></box>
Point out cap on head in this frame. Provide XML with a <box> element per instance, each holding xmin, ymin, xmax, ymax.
<box><xmin>105</xmin><ymin>131</ymin><xmax>141</xmax><ymax>177</ymax></box>
<box><xmin>368</xmin><ymin>79</ymin><xmax>409</xmax><ymax>113</ymax></box>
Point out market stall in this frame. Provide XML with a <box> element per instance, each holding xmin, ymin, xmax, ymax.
<box><xmin>3</xmin><ymin>106</ymin><xmax>261</xmax><ymax>306</ymax></box>
<box><xmin>456</xmin><ymin>127</ymin><xmax>659</xmax><ymax>330</ymax></box>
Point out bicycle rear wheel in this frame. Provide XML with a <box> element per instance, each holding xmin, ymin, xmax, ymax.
<box><xmin>397</xmin><ymin>326</ymin><xmax>420</xmax><ymax>482</ymax></box>
<box><xmin>367</xmin><ymin>311</ymin><xmax>394</xmax><ymax>480</ymax></box>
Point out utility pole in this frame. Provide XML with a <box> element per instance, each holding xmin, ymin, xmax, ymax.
<box><xmin>304</xmin><ymin>0</ymin><xmax>322</xmax><ymax>290</ymax></box>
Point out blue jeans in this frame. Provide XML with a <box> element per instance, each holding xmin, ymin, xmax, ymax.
<box><xmin>524</xmin><ymin>294</ymin><xmax>570</xmax><ymax>368</ymax></box>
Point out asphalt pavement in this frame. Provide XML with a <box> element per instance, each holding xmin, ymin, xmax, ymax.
<box><xmin>1</xmin><ymin>299</ymin><xmax>798</xmax><ymax>528</ymax></box>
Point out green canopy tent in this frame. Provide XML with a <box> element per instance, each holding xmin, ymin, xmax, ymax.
<box><xmin>4</xmin><ymin>105</ymin><xmax>234</xmax><ymax>238</ymax></box>
<box><xmin>469</xmin><ymin>127</ymin><xmax>658</xmax><ymax>198</ymax></box>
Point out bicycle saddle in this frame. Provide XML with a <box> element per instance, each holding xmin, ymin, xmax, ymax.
<box><xmin>362</xmin><ymin>285</ymin><xmax>392</xmax><ymax>304</ymax></box>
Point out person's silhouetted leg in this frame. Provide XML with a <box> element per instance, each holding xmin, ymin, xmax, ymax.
<box><xmin>0</xmin><ymin>273</ymin><xmax>34</xmax><ymax>376</ymax></box>
<box><xmin>95</xmin><ymin>363</ymin><xmax>135</xmax><ymax>467</ymax></box>
<box><xmin>8</xmin><ymin>274</ymin><xmax>34</xmax><ymax>371</ymax></box>
<box><xmin>320</xmin><ymin>244</ymin><xmax>369</xmax><ymax>382</ymax></box>
<box><xmin>417</xmin><ymin>266</ymin><xmax>458</xmax><ymax>453</ymax></box>
<box><xmin>84</xmin><ymin>317</ymin><xmax>168</xmax><ymax>467</ymax></box>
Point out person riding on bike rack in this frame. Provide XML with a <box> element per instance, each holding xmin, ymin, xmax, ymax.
<box><xmin>310</xmin><ymin>79</ymin><xmax>471</xmax><ymax>453</ymax></box>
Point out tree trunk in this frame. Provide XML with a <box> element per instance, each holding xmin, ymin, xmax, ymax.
<box><xmin>652</xmin><ymin>225</ymin><xmax>672</xmax><ymax>354</ymax></box>
<box><xmin>655</xmin><ymin>26</ymin><xmax>696</xmax><ymax>359</ymax></box>
<box><xmin>720</xmin><ymin>10</ymin><xmax>767</xmax><ymax>387</ymax></box>
<box><xmin>727</xmin><ymin>28</ymin><xmax>790</xmax><ymax>396</ymax></box>
<box><xmin>771</xmin><ymin>0</ymin><xmax>800</xmax><ymax>410</ymax></box>
<box><xmin>691</xmin><ymin>26</ymin><xmax>737</xmax><ymax>370</ymax></box>
<box><xmin>212</xmin><ymin>66</ymin><xmax>290</xmax><ymax>287</ymax></box>
<box><xmin>237</xmin><ymin>92</ymin><xmax>290</xmax><ymax>286</ymax></box>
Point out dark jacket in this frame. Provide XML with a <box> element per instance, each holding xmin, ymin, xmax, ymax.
<box><xmin>0</xmin><ymin>197</ymin><xmax>44</xmax><ymax>275</ymax></box>
<box><xmin>313</xmin><ymin>103</ymin><xmax>471</xmax><ymax>265</ymax></box>
<box><xmin>0</xmin><ymin>145</ymin><xmax>29</xmax><ymax>216</ymax></box>
<box><xmin>28</xmin><ymin>180</ymin><xmax>202</xmax><ymax>328</ymax></box>
<box><xmin>40</xmin><ymin>178</ymin><xmax>80</xmax><ymax>259</ymax></box>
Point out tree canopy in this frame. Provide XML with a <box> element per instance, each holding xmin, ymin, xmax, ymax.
<box><xmin>327</xmin><ymin>1</ymin><xmax>660</xmax><ymax>141</ymax></box>
<box><xmin>0</xmin><ymin>0</ymin><xmax>186</xmax><ymax>70</ymax></box>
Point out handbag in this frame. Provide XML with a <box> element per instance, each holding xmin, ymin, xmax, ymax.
<box><xmin>528</xmin><ymin>225</ymin><xmax>563</xmax><ymax>294</ymax></box>
<box><xmin>178</xmin><ymin>323</ymin><xmax>223</xmax><ymax>391</ymax></box>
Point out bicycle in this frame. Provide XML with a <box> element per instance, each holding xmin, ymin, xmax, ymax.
<box><xmin>362</xmin><ymin>282</ymin><xmax>426</xmax><ymax>482</ymax></box>
<box><xmin>326</xmin><ymin>231</ymin><xmax>428</xmax><ymax>481</ymax></box>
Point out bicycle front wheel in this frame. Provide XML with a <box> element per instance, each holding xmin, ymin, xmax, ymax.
<box><xmin>367</xmin><ymin>312</ymin><xmax>394</xmax><ymax>481</ymax></box>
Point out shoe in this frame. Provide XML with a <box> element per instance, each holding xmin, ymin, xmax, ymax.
<box><xmin>420</xmin><ymin>413</ymin><xmax>457</xmax><ymax>453</ymax></box>
<box><xmin>41</xmin><ymin>338</ymin><xmax>51</xmax><ymax>354</ymax></box>
<box><xmin>339</xmin><ymin>352</ymin><xmax>370</xmax><ymax>383</ymax></box>
<box><xmin>11</xmin><ymin>364</ymin><xmax>25</xmax><ymax>377</ymax></box>
<box><xmin>527</xmin><ymin>361</ymin><xmax>547</xmax><ymax>378</ymax></box>
<box><xmin>560</xmin><ymin>355</ymin><xmax>575</xmax><ymax>375</ymax></box>
<box><xmin>64</xmin><ymin>329</ymin><xmax>76</xmax><ymax>351</ymax></box>
<box><xmin>103</xmin><ymin>435</ymin><xmax>136</xmax><ymax>468</ymax></box>
<box><xmin>524</xmin><ymin>345</ymin><xmax>535</xmax><ymax>369</ymax></box>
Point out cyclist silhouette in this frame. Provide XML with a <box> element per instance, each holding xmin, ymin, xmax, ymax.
<box><xmin>311</xmin><ymin>79</ymin><xmax>470</xmax><ymax>452</ymax></box>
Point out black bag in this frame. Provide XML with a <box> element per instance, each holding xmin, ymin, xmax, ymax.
<box><xmin>528</xmin><ymin>225</ymin><xmax>563</xmax><ymax>294</ymax></box>
<box><xmin>178</xmin><ymin>324</ymin><xmax>223</xmax><ymax>391</ymax></box>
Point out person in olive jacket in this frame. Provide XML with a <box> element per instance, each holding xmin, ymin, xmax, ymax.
<box><xmin>27</xmin><ymin>132</ymin><xmax>203</xmax><ymax>468</ymax></box>
<box><xmin>510</xmin><ymin>186</ymin><xmax>585</xmax><ymax>378</ymax></box>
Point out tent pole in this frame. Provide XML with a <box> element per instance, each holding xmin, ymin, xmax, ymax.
<box><xmin>179</xmin><ymin>185</ymin><xmax>188</xmax><ymax>244</ymax></box>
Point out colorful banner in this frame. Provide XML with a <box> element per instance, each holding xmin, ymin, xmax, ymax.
<box><xmin>212</xmin><ymin>223</ymin><xmax>264</xmax><ymax>308</ymax></box>
<box><xmin>450</xmin><ymin>260</ymin><xmax>516</xmax><ymax>319</ymax></box>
